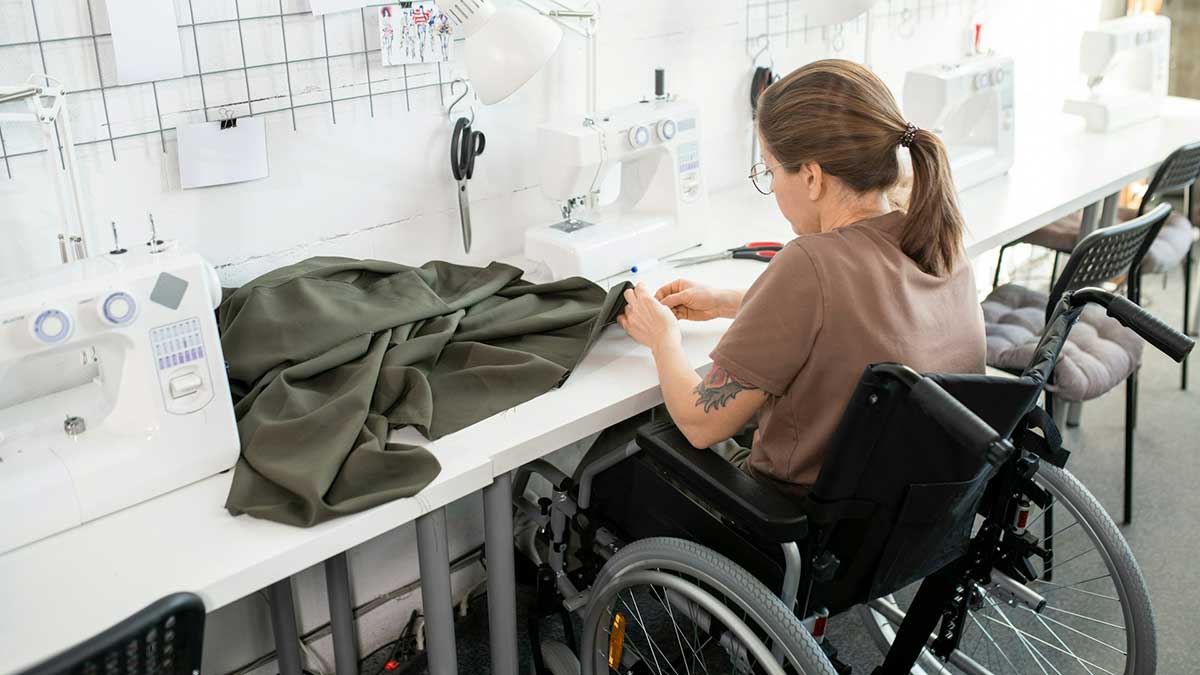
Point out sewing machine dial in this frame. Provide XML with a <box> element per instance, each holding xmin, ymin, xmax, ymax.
<box><xmin>656</xmin><ymin>119</ymin><xmax>677</xmax><ymax>142</ymax></box>
<box><xmin>30</xmin><ymin>308</ymin><xmax>73</xmax><ymax>345</ymax></box>
<box><xmin>628</xmin><ymin>125</ymin><xmax>652</xmax><ymax>149</ymax></box>
<box><xmin>973</xmin><ymin>68</ymin><xmax>1008</xmax><ymax>92</ymax></box>
<box><xmin>99</xmin><ymin>291</ymin><xmax>138</xmax><ymax>326</ymax></box>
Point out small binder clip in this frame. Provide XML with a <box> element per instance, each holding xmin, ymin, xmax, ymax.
<box><xmin>218</xmin><ymin>108</ymin><xmax>238</xmax><ymax>130</ymax></box>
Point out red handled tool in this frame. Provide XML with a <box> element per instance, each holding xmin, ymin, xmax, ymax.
<box><xmin>671</xmin><ymin>241</ymin><xmax>783</xmax><ymax>267</ymax></box>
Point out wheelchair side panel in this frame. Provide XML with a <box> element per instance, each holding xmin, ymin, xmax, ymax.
<box><xmin>590</xmin><ymin>452</ymin><xmax>788</xmax><ymax>593</ymax></box>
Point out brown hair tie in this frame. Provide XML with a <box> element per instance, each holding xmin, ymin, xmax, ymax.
<box><xmin>899</xmin><ymin>123</ymin><xmax>918</xmax><ymax>148</ymax></box>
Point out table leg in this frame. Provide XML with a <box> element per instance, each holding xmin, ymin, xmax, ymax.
<box><xmin>325</xmin><ymin>551</ymin><xmax>360</xmax><ymax>675</ymax></box>
<box><xmin>1099</xmin><ymin>192</ymin><xmax>1120</xmax><ymax>230</ymax></box>
<box><xmin>270</xmin><ymin>577</ymin><xmax>304</xmax><ymax>675</ymax></box>
<box><xmin>417</xmin><ymin>508</ymin><xmax>458</xmax><ymax>675</ymax></box>
<box><xmin>483</xmin><ymin>473</ymin><xmax>519</xmax><ymax>675</ymax></box>
<box><xmin>1077</xmin><ymin>201</ymin><xmax>1101</xmax><ymax>241</ymax></box>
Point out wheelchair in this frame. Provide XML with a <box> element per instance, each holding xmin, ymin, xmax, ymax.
<box><xmin>510</xmin><ymin>286</ymin><xmax>1194</xmax><ymax>675</ymax></box>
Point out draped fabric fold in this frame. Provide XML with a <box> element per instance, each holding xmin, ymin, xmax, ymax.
<box><xmin>218</xmin><ymin>258</ymin><xmax>629</xmax><ymax>526</ymax></box>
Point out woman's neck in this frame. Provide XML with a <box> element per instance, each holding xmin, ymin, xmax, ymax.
<box><xmin>820</xmin><ymin>191</ymin><xmax>891</xmax><ymax>233</ymax></box>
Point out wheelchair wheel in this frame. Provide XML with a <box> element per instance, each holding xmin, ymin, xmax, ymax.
<box><xmin>859</xmin><ymin>463</ymin><xmax>1155</xmax><ymax>674</ymax></box>
<box><xmin>577</xmin><ymin>537</ymin><xmax>837</xmax><ymax>675</ymax></box>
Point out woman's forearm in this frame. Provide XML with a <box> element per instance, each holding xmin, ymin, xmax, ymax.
<box><xmin>650</xmin><ymin>340</ymin><xmax>705</xmax><ymax>435</ymax></box>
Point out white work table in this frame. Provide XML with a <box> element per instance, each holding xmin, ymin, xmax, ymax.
<box><xmin>3</xmin><ymin>98</ymin><xmax>1200</xmax><ymax>675</ymax></box>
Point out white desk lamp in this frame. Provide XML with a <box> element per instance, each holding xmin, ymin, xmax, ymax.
<box><xmin>443</xmin><ymin>0</ymin><xmax>598</xmax><ymax>111</ymax></box>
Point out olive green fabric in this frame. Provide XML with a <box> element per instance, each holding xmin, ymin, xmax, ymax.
<box><xmin>219</xmin><ymin>257</ymin><xmax>629</xmax><ymax>526</ymax></box>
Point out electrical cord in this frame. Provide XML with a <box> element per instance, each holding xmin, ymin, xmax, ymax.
<box><xmin>361</xmin><ymin>609</ymin><xmax>422</xmax><ymax>675</ymax></box>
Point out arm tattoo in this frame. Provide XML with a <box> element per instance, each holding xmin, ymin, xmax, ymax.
<box><xmin>693</xmin><ymin>366</ymin><xmax>758</xmax><ymax>413</ymax></box>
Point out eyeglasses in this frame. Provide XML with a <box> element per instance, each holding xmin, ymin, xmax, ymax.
<box><xmin>749</xmin><ymin>161</ymin><xmax>785</xmax><ymax>195</ymax></box>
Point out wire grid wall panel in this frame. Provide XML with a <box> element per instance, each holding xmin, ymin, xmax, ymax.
<box><xmin>745</xmin><ymin>0</ymin><xmax>985</xmax><ymax>49</ymax></box>
<box><xmin>0</xmin><ymin>0</ymin><xmax>466</xmax><ymax>179</ymax></box>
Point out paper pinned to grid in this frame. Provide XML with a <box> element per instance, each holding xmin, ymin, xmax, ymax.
<box><xmin>176</xmin><ymin>118</ymin><xmax>270</xmax><ymax>190</ymax></box>
<box><xmin>379</xmin><ymin>3</ymin><xmax>453</xmax><ymax>66</ymax></box>
<box><xmin>105</xmin><ymin>0</ymin><xmax>185</xmax><ymax>84</ymax></box>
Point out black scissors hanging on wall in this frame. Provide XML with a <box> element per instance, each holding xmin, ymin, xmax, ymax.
<box><xmin>451</xmin><ymin>115</ymin><xmax>485</xmax><ymax>253</ymax></box>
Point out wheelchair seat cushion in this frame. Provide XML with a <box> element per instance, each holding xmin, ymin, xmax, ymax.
<box><xmin>635</xmin><ymin>420</ymin><xmax>808</xmax><ymax>543</ymax></box>
<box><xmin>982</xmin><ymin>284</ymin><xmax>1143</xmax><ymax>402</ymax></box>
<box><xmin>1018</xmin><ymin>207</ymin><xmax>1194</xmax><ymax>274</ymax></box>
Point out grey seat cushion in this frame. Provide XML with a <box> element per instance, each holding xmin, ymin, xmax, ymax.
<box><xmin>1140</xmin><ymin>209</ymin><xmax>1196</xmax><ymax>274</ymax></box>
<box><xmin>1018</xmin><ymin>207</ymin><xmax>1195</xmax><ymax>274</ymax></box>
<box><xmin>982</xmin><ymin>284</ymin><xmax>1143</xmax><ymax>402</ymax></box>
<box><xmin>1019</xmin><ymin>213</ymin><xmax>1080</xmax><ymax>252</ymax></box>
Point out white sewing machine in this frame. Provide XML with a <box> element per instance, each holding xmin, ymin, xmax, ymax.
<box><xmin>524</xmin><ymin>97</ymin><xmax>709</xmax><ymax>281</ymax></box>
<box><xmin>903</xmin><ymin>53</ymin><xmax>1015</xmax><ymax>191</ymax></box>
<box><xmin>0</xmin><ymin>245</ymin><xmax>239</xmax><ymax>554</ymax></box>
<box><xmin>1063</xmin><ymin>14</ymin><xmax>1171</xmax><ymax>133</ymax></box>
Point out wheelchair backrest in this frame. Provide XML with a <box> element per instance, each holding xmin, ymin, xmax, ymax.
<box><xmin>804</xmin><ymin>365</ymin><xmax>1041</xmax><ymax>613</ymax></box>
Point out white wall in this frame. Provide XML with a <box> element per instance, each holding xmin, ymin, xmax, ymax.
<box><xmin>0</xmin><ymin>1</ymin><xmax>1106</xmax><ymax>673</ymax></box>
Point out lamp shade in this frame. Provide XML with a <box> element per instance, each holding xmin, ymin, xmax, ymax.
<box><xmin>444</xmin><ymin>0</ymin><xmax>563</xmax><ymax>105</ymax></box>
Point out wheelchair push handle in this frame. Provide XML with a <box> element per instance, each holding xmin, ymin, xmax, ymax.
<box><xmin>909</xmin><ymin>378</ymin><xmax>1013</xmax><ymax>467</ymax></box>
<box><xmin>1070</xmin><ymin>287</ymin><xmax>1196</xmax><ymax>363</ymax></box>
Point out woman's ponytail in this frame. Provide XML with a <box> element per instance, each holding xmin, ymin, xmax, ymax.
<box><xmin>901</xmin><ymin>128</ymin><xmax>965</xmax><ymax>276</ymax></box>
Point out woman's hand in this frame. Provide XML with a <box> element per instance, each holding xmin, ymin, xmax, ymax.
<box><xmin>618</xmin><ymin>283</ymin><xmax>682</xmax><ymax>354</ymax></box>
<box><xmin>655</xmin><ymin>279</ymin><xmax>742</xmax><ymax>321</ymax></box>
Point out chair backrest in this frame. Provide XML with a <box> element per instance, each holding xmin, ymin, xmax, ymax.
<box><xmin>20</xmin><ymin>593</ymin><xmax>204</xmax><ymax>675</ymax></box>
<box><xmin>1045</xmin><ymin>202</ymin><xmax>1172</xmax><ymax>316</ymax></box>
<box><xmin>1138</xmin><ymin>141</ymin><xmax>1200</xmax><ymax>216</ymax></box>
<box><xmin>805</xmin><ymin>365</ymin><xmax>1042</xmax><ymax>614</ymax></box>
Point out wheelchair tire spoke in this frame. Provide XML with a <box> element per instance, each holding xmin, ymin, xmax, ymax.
<box><xmin>1041</xmin><ymin>605</ymin><xmax>1125</xmax><ymax>632</ymax></box>
<box><xmin>1033</xmin><ymin>576</ymin><xmax>1118</xmax><ymax>602</ymax></box>
<box><xmin>1022</xmin><ymin>608</ymin><xmax>1127</xmax><ymax>656</ymax></box>
<box><xmin>975</xmin><ymin>592</ymin><xmax>1125</xmax><ymax>674</ymax></box>
<box><xmin>1047</xmin><ymin>519</ymin><xmax>1082</xmax><ymax>540</ymax></box>
<box><xmin>979</xmin><ymin>589</ymin><xmax>1056</xmax><ymax>675</ymax></box>
<box><xmin>970</xmin><ymin>611</ymin><xmax>1021</xmax><ymax>674</ymax></box>
<box><xmin>622</xmin><ymin>594</ymin><xmax>677</xmax><ymax>675</ymax></box>
<box><xmin>974</xmin><ymin>614</ymin><xmax>1117</xmax><ymax>675</ymax></box>
<box><xmin>649</xmin><ymin>586</ymin><xmax>699</xmax><ymax>675</ymax></box>
<box><xmin>1029</xmin><ymin>611</ymin><xmax>1100</xmax><ymax>675</ymax></box>
<box><xmin>1038</xmin><ymin>547</ymin><xmax>1099</xmax><ymax>578</ymax></box>
<box><xmin>1025</xmin><ymin>498</ymin><xmax>1057</xmax><ymax>530</ymax></box>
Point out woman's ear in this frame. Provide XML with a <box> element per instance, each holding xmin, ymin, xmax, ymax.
<box><xmin>803</xmin><ymin>161</ymin><xmax>824</xmax><ymax>201</ymax></box>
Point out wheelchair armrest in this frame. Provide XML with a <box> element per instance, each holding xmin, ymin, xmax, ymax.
<box><xmin>635</xmin><ymin>420</ymin><xmax>808</xmax><ymax>543</ymax></box>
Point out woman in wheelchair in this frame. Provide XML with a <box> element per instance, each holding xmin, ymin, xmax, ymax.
<box><xmin>515</xmin><ymin>60</ymin><xmax>1192</xmax><ymax>675</ymax></box>
<box><xmin>617</xmin><ymin>59</ymin><xmax>984</xmax><ymax>494</ymax></box>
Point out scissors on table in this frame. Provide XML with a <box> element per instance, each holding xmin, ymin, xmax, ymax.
<box><xmin>451</xmin><ymin>116</ymin><xmax>486</xmax><ymax>253</ymax></box>
<box><xmin>671</xmin><ymin>241</ymin><xmax>784</xmax><ymax>267</ymax></box>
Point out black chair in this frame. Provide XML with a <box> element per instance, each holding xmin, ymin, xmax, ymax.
<box><xmin>18</xmin><ymin>593</ymin><xmax>205</xmax><ymax>675</ymax></box>
<box><xmin>996</xmin><ymin>142</ymin><xmax>1200</xmax><ymax>389</ymax></box>
<box><xmin>982</xmin><ymin>204</ymin><xmax>1171</xmax><ymax>524</ymax></box>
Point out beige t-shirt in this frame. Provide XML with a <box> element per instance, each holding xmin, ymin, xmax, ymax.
<box><xmin>709</xmin><ymin>210</ymin><xmax>986</xmax><ymax>486</ymax></box>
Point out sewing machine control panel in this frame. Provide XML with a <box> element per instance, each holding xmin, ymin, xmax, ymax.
<box><xmin>151</xmin><ymin>317</ymin><xmax>215</xmax><ymax>414</ymax></box>
<box><xmin>677</xmin><ymin>136</ymin><xmax>701</xmax><ymax>203</ymax></box>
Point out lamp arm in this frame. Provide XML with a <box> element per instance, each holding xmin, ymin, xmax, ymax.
<box><xmin>515</xmin><ymin>0</ymin><xmax>596</xmax><ymax>36</ymax></box>
<box><xmin>0</xmin><ymin>76</ymin><xmax>92</xmax><ymax>260</ymax></box>
<box><xmin>513</xmin><ymin>0</ymin><xmax>600</xmax><ymax>112</ymax></box>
